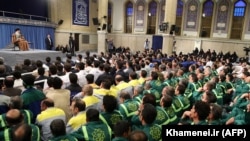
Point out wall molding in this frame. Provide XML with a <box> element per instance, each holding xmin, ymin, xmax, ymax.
<box><xmin>0</xmin><ymin>16</ymin><xmax>57</xmax><ymax>28</ymax></box>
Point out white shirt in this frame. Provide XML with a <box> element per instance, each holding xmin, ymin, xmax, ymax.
<box><xmin>206</xmin><ymin>61</ymin><xmax>213</xmax><ymax>67</ymax></box>
<box><xmin>60</xmin><ymin>72</ymin><xmax>72</xmax><ymax>89</ymax></box>
<box><xmin>48</xmin><ymin>37</ymin><xmax>51</xmax><ymax>45</ymax></box>
<box><xmin>85</xmin><ymin>66</ymin><xmax>92</xmax><ymax>74</ymax></box>
<box><xmin>76</xmin><ymin>70</ymin><xmax>87</xmax><ymax>87</ymax></box>
<box><xmin>14</xmin><ymin>79</ymin><xmax>24</xmax><ymax>91</ymax></box>
<box><xmin>43</xmin><ymin>74</ymin><xmax>58</xmax><ymax>90</ymax></box>
<box><xmin>89</xmin><ymin>68</ymin><xmax>103</xmax><ymax>82</ymax></box>
<box><xmin>144</xmin><ymin>41</ymin><xmax>150</xmax><ymax>49</ymax></box>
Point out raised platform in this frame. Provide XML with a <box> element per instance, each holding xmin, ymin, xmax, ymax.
<box><xmin>0</xmin><ymin>49</ymin><xmax>65</xmax><ymax>67</ymax></box>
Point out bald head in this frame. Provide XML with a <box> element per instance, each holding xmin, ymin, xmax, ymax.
<box><xmin>41</xmin><ymin>98</ymin><xmax>54</xmax><ymax>111</ymax></box>
<box><xmin>6</xmin><ymin>109</ymin><xmax>23</xmax><ymax>126</ymax></box>
<box><xmin>115</xmin><ymin>75</ymin><xmax>123</xmax><ymax>83</ymax></box>
<box><xmin>41</xmin><ymin>98</ymin><xmax>54</xmax><ymax>107</ymax></box>
<box><xmin>13</xmin><ymin>123</ymin><xmax>32</xmax><ymax>141</ymax></box>
<box><xmin>82</xmin><ymin>84</ymin><xmax>93</xmax><ymax>96</ymax></box>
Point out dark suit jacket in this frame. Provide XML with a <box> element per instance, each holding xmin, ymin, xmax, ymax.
<box><xmin>115</xmin><ymin>69</ymin><xmax>129</xmax><ymax>82</ymax></box>
<box><xmin>95</xmin><ymin>72</ymin><xmax>114</xmax><ymax>86</ymax></box>
<box><xmin>45</xmin><ymin>37</ymin><xmax>53</xmax><ymax>50</ymax></box>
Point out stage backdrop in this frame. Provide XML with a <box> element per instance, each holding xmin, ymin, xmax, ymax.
<box><xmin>73</xmin><ymin>0</ymin><xmax>89</xmax><ymax>26</ymax></box>
<box><xmin>0</xmin><ymin>24</ymin><xmax>55</xmax><ymax>50</ymax></box>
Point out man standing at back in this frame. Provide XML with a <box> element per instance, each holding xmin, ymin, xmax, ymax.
<box><xmin>144</xmin><ymin>38</ymin><xmax>150</xmax><ymax>52</ymax></box>
<box><xmin>69</xmin><ymin>33</ymin><xmax>75</xmax><ymax>56</ymax></box>
<box><xmin>45</xmin><ymin>34</ymin><xmax>53</xmax><ymax>50</ymax></box>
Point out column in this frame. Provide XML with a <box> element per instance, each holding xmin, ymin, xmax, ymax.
<box><xmin>162</xmin><ymin>34</ymin><xmax>174</xmax><ymax>55</ymax></box>
<box><xmin>47</xmin><ymin>0</ymin><xmax>58</xmax><ymax>23</ymax></box>
<box><xmin>97</xmin><ymin>0</ymin><xmax>108</xmax><ymax>54</ymax></box>
<box><xmin>164</xmin><ymin>0</ymin><xmax>177</xmax><ymax>32</ymax></box>
<box><xmin>97</xmin><ymin>31</ymin><xmax>107</xmax><ymax>54</ymax></box>
<box><xmin>98</xmin><ymin>0</ymin><xmax>108</xmax><ymax>31</ymax></box>
<box><xmin>162</xmin><ymin>0</ymin><xmax>177</xmax><ymax>55</ymax></box>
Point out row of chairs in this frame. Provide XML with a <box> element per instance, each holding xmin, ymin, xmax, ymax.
<box><xmin>0</xmin><ymin>72</ymin><xmax>47</xmax><ymax>90</ymax></box>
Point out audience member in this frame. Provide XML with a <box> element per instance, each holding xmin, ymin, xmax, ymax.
<box><xmin>0</xmin><ymin>93</ymin><xmax>10</xmax><ymax>114</ymax></box>
<box><xmin>0</xmin><ymin>57</ymin><xmax>12</xmax><ymax>75</ymax></box>
<box><xmin>89</xmin><ymin>60</ymin><xmax>103</xmax><ymax>82</ymax></box>
<box><xmin>71</xmin><ymin>109</ymin><xmax>112</xmax><ymax>140</ymax></box>
<box><xmin>207</xmin><ymin>103</ymin><xmax>223</xmax><ymax>125</ymax></box>
<box><xmin>100</xmin><ymin>95</ymin><xmax>123</xmax><ymax>131</ymax></box>
<box><xmin>45</xmin><ymin>56</ymin><xmax>53</xmax><ymax>67</ymax></box>
<box><xmin>0</xmin><ymin>65</ymin><xmax>7</xmax><ymax>78</ymax></box>
<box><xmin>75</xmin><ymin>62</ymin><xmax>87</xmax><ymax>87</ymax></box>
<box><xmin>179</xmin><ymin>100</ymin><xmax>210</xmax><ymax>125</ymax></box>
<box><xmin>35</xmin><ymin>67</ymin><xmax>48</xmax><ymax>90</ymax></box>
<box><xmin>43</xmin><ymin>64</ymin><xmax>59</xmax><ymax>90</ymax></box>
<box><xmin>50</xmin><ymin>119</ymin><xmax>77</xmax><ymax>141</ymax></box>
<box><xmin>12</xmin><ymin>123</ymin><xmax>32</xmax><ymax>141</ymax></box>
<box><xmin>119</xmin><ymin>92</ymin><xmax>140</xmax><ymax>122</ymax></box>
<box><xmin>43</xmin><ymin>77</ymin><xmax>54</xmax><ymax>94</ymax></box>
<box><xmin>36</xmin><ymin>98</ymin><xmax>66</xmax><ymax>141</ymax></box>
<box><xmin>85</xmin><ymin>73</ymin><xmax>99</xmax><ymax>89</ymax></box>
<box><xmin>65</xmin><ymin>73</ymin><xmax>82</xmax><ymax>101</ymax></box>
<box><xmin>60</xmin><ymin>63</ymin><xmax>72</xmax><ymax>88</ymax></box>
<box><xmin>0</xmin><ymin>109</ymin><xmax>40</xmax><ymax>141</ymax></box>
<box><xmin>46</xmin><ymin>77</ymin><xmax>71</xmax><ymax>122</ymax></box>
<box><xmin>75</xmin><ymin>54</ymin><xmax>83</xmax><ymax>63</ymax></box>
<box><xmin>2</xmin><ymin>77</ymin><xmax>22</xmax><ymax>97</ymax></box>
<box><xmin>20</xmin><ymin>74</ymin><xmax>45</xmax><ymax>122</ymax></box>
<box><xmin>115</xmin><ymin>75</ymin><xmax>133</xmax><ymax>99</ymax></box>
<box><xmin>95</xmin><ymin>64</ymin><xmax>114</xmax><ymax>86</ymax></box>
<box><xmin>93</xmin><ymin>79</ymin><xmax>112</xmax><ymax>104</ymax></box>
<box><xmin>12</xmin><ymin>71</ymin><xmax>24</xmax><ymax>90</ymax></box>
<box><xmin>81</xmin><ymin>84</ymin><xmax>100</xmax><ymax>111</ymax></box>
<box><xmin>137</xmin><ymin>103</ymin><xmax>161</xmax><ymax>141</ymax></box>
<box><xmin>32</xmin><ymin>60</ymin><xmax>49</xmax><ymax>78</ymax></box>
<box><xmin>84</xmin><ymin>59</ymin><xmax>93</xmax><ymax>73</ymax></box>
<box><xmin>128</xmin><ymin>72</ymin><xmax>141</xmax><ymax>87</ymax></box>
<box><xmin>0</xmin><ymin>96</ymin><xmax>33</xmax><ymax>130</ymax></box>
<box><xmin>66</xmin><ymin>98</ymin><xmax>86</xmax><ymax>133</ymax></box>
<box><xmin>112</xmin><ymin>120</ymin><xmax>131</xmax><ymax>141</ymax></box>
<box><xmin>128</xmin><ymin>130</ymin><xmax>148</xmax><ymax>141</ymax></box>
<box><xmin>21</xmin><ymin>59</ymin><xmax>33</xmax><ymax>72</ymax></box>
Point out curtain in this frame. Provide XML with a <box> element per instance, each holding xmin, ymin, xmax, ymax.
<box><xmin>0</xmin><ymin>24</ymin><xmax>55</xmax><ymax>50</ymax></box>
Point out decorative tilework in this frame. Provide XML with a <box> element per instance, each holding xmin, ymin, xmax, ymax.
<box><xmin>158</xmin><ymin>0</ymin><xmax>165</xmax><ymax>25</ymax></box>
<box><xmin>186</xmin><ymin>0</ymin><xmax>199</xmax><ymax>29</ymax></box>
<box><xmin>135</xmin><ymin>0</ymin><xmax>145</xmax><ymax>27</ymax></box>
<box><xmin>215</xmin><ymin>0</ymin><xmax>229</xmax><ymax>31</ymax></box>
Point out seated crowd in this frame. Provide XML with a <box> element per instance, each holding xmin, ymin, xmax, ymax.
<box><xmin>0</xmin><ymin>48</ymin><xmax>250</xmax><ymax>141</ymax></box>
